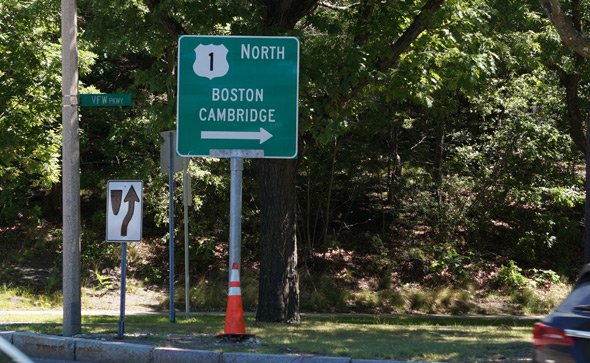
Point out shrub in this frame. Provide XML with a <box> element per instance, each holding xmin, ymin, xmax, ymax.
<box><xmin>350</xmin><ymin>291</ymin><xmax>381</xmax><ymax>313</ymax></box>
<box><xmin>300</xmin><ymin>273</ymin><xmax>349</xmax><ymax>312</ymax></box>
<box><xmin>408</xmin><ymin>290</ymin><xmax>430</xmax><ymax>312</ymax></box>
<box><xmin>495</xmin><ymin>260</ymin><xmax>530</xmax><ymax>289</ymax></box>
<box><xmin>379</xmin><ymin>289</ymin><xmax>407</xmax><ymax>312</ymax></box>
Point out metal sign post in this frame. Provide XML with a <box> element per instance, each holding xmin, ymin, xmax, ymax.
<box><xmin>183</xmin><ymin>169</ymin><xmax>192</xmax><ymax>313</ymax></box>
<box><xmin>168</xmin><ymin>131</ymin><xmax>176</xmax><ymax>323</ymax></box>
<box><xmin>159</xmin><ymin>130</ymin><xmax>189</xmax><ymax>321</ymax></box>
<box><xmin>228</xmin><ymin>158</ymin><xmax>243</xmax><ymax>283</ymax></box>
<box><xmin>118</xmin><ymin>242</ymin><xmax>127</xmax><ymax>338</ymax></box>
<box><xmin>106</xmin><ymin>180</ymin><xmax>143</xmax><ymax>338</ymax></box>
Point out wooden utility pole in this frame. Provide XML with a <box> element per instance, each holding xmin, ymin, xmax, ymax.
<box><xmin>61</xmin><ymin>0</ymin><xmax>81</xmax><ymax>337</ymax></box>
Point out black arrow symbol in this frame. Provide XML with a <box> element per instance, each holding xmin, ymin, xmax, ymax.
<box><xmin>121</xmin><ymin>186</ymin><xmax>139</xmax><ymax>236</ymax></box>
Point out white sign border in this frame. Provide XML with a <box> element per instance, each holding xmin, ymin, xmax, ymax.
<box><xmin>106</xmin><ymin>180</ymin><xmax>143</xmax><ymax>242</ymax></box>
<box><xmin>176</xmin><ymin>35</ymin><xmax>300</xmax><ymax>159</ymax></box>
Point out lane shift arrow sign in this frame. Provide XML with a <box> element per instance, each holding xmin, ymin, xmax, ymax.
<box><xmin>106</xmin><ymin>180</ymin><xmax>143</xmax><ymax>242</ymax></box>
<box><xmin>201</xmin><ymin>128</ymin><xmax>272</xmax><ymax>144</ymax></box>
<box><xmin>121</xmin><ymin>186</ymin><xmax>139</xmax><ymax>236</ymax></box>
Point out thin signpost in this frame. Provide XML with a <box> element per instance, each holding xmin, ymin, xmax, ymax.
<box><xmin>168</xmin><ymin>131</ymin><xmax>176</xmax><ymax>323</ymax></box>
<box><xmin>159</xmin><ymin>130</ymin><xmax>189</xmax><ymax>321</ymax></box>
<box><xmin>119</xmin><ymin>242</ymin><xmax>127</xmax><ymax>338</ymax></box>
<box><xmin>183</xmin><ymin>169</ymin><xmax>192</xmax><ymax>314</ymax></box>
<box><xmin>228</xmin><ymin>158</ymin><xmax>243</xmax><ymax>283</ymax></box>
<box><xmin>106</xmin><ymin>180</ymin><xmax>143</xmax><ymax>339</ymax></box>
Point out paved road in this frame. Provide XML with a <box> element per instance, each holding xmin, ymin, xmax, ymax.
<box><xmin>34</xmin><ymin>359</ymin><xmax>95</xmax><ymax>363</ymax></box>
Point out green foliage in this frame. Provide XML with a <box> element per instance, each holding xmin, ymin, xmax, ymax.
<box><xmin>0</xmin><ymin>0</ymin><xmax>62</xmax><ymax>220</ymax></box>
<box><xmin>300</xmin><ymin>273</ymin><xmax>350</xmax><ymax>313</ymax></box>
<box><xmin>0</xmin><ymin>0</ymin><xmax>98</xmax><ymax>222</ymax></box>
<box><xmin>496</xmin><ymin>260</ymin><xmax>563</xmax><ymax>290</ymax></box>
<box><xmin>1</xmin><ymin>0</ymin><xmax>588</xmax><ymax>297</ymax></box>
<box><xmin>91</xmin><ymin>269</ymin><xmax>115</xmax><ymax>291</ymax></box>
<box><xmin>0</xmin><ymin>284</ymin><xmax>62</xmax><ymax>310</ymax></box>
<box><xmin>430</xmin><ymin>247</ymin><xmax>473</xmax><ymax>282</ymax></box>
<box><xmin>496</xmin><ymin>261</ymin><xmax>530</xmax><ymax>289</ymax></box>
<box><xmin>510</xmin><ymin>286</ymin><xmax>562</xmax><ymax>315</ymax></box>
<box><xmin>408</xmin><ymin>289</ymin><xmax>430</xmax><ymax>312</ymax></box>
<box><xmin>529</xmin><ymin>268</ymin><xmax>561</xmax><ymax>287</ymax></box>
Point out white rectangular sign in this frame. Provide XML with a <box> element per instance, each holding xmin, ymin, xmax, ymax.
<box><xmin>106</xmin><ymin>180</ymin><xmax>143</xmax><ymax>242</ymax></box>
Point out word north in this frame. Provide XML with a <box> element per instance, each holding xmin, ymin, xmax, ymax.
<box><xmin>241</xmin><ymin>44</ymin><xmax>285</xmax><ymax>60</ymax></box>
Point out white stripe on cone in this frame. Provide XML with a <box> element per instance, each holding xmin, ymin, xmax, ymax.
<box><xmin>229</xmin><ymin>286</ymin><xmax>241</xmax><ymax>296</ymax></box>
<box><xmin>230</xmin><ymin>268</ymin><xmax>240</xmax><ymax>282</ymax></box>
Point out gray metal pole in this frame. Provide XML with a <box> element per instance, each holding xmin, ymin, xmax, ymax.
<box><xmin>61</xmin><ymin>0</ymin><xmax>81</xmax><ymax>337</ymax></box>
<box><xmin>168</xmin><ymin>131</ymin><xmax>176</xmax><ymax>323</ymax></box>
<box><xmin>183</xmin><ymin>170</ymin><xmax>190</xmax><ymax>314</ymax></box>
<box><xmin>228</xmin><ymin>158</ymin><xmax>243</xmax><ymax>282</ymax></box>
<box><xmin>117</xmin><ymin>242</ymin><xmax>127</xmax><ymax>338</ymax></box>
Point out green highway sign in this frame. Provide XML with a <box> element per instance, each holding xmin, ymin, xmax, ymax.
<box><xmin>80</xmin><ymin>93</ymin><xmax>132</xmax><ymax>107</ymax></box>
<box><xmin>176</xmin><ymin>35</ymin><xmax>299</xmax><ymax>158</ymax></box>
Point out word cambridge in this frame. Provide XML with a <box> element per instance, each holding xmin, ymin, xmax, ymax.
<box><xmin>199</xmin><ymin>88</ymin><xmax>275</xmax><ymax>123</ymax></box>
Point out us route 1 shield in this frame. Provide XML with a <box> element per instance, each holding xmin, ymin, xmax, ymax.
<box><xmin>106</xmin><ymin>181</ymin><xmax>143</xmax><ymax>242</ymax></box>
<box><xmin>176</xmin><ymin>35</ymin><xmax>299</xmax><ymax>159</ymax></box>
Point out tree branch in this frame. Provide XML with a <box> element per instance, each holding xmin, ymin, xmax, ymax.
<box><xmin>377</xmin><ymin>0</ymin><xmax>445</xmax><ymax>72</ymax></box>
<box><xmin>538</xmin><ymin>0</ymin><xmax>590</xmax><ymax>58</ymax></box>
<box><xmin>318</xmin><ymin>1</ymin><xmax>360</xmax><ymax>11</ymax></box>
<box><xmin>262</xmin><ymin>0</ymin><xmax>319</xmax><ymax>29</ymax></box>
<box><xmin>344</xmin><ymin>0</ymin><xmax>445</xmax><ymax>105</ymax></box>
<box><xmin>145</xmin><ymin>0</ymin><xmax>186</xmax><ymax>39</ymax></box>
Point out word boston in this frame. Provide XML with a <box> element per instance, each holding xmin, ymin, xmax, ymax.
<box><xmin>176</xmin><ymin>35</ymin><xmax>299</xmax><ymax>159</ymax></box>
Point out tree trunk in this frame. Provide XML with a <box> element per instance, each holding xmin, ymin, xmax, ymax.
<box><xmin>539</xmin><ymin>0</ymin><xmax>590</xmax><ymax>59</ymax></box>
<box><xmin>252</xmin><ymin>0</ymin><xmax>317</xmax><ymax>325</ymax></box>
<box><xmin>254</xmin><ymin>158</ymin><xmax>300</xmax><ymax>322</ymax></box>
<box><xmin>251</xmin><ymin>0</ymin><xmax>446</xmax><ymax>323</ymax></box>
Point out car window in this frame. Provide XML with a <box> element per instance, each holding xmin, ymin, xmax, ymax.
<box><xmin>0</xmin><ymin>337</ymin><xmax>33</xmax><ymax>363</ymax></box>
<box><xmin>0</xmin><ymin>350</ymin><xmax>19</xmax><ymax>363</ymax></box>
<box><xmin>557</xmin><ymin>281</ymin><xmax>590</xmax><ymax>313</ymax></box>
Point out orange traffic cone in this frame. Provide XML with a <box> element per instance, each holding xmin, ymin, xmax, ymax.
<box><xmin>216</xmin><ymin>263</ymin><xmax>254</xmax><ymax>341</ymax></box>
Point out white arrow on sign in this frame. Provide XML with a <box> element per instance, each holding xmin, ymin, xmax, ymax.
<box><xmin>201</xmin><ymin>128</ymin><xmax>273</xmax><ymax>144</ymax></box>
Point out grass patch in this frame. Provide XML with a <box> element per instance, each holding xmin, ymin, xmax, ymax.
<box><xmin>0</xmin><ymin>284</ymin><xmax>62</xmax><ymax>310</ymax></box>
<box><xmin>0</xmin><ymin>313</ymin><xmax>536</xmax><ymax>362</ymax></box>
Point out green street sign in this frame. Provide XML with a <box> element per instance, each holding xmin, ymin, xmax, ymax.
<box><xmin>80</xmin><ymin>93</ymin><xmax>132</xmax><ymax>107</ymax></box>
<box><xmin>176</xmin><ymin>35</ymin><xmax>299</xmax><ymax>158</ymax></box>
